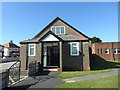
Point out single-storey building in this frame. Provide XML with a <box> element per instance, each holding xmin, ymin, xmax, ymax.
<box><xmin>20</xmin><ymin>17</ymin><xmax>91</xmax><ymax>72</ymax></box>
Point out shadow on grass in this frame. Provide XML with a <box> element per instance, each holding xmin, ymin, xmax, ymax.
<box><xmin>90</xmin><ymin>54</ymin><xmax>120</xmax><ymax>70</ymax></box>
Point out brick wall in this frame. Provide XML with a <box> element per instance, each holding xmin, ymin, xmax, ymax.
<box><xmin>92</xmin><ymin>42</ymin><xmax>120</xmax><ymax>61</ymax></box>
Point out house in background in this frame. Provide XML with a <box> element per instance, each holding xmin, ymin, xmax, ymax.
<box><xmin>20</xmin><ymin>17</ymin><xmax>91</xmax><ymax>71</ymax></box>
<box><xmin>3</xmin><ymin>40</ymin><xmax>20</xmax><ymax>57</ymax></box>
<box><xmin>92</xmin><ymin>42</ymin><xmax>120</xmax><ymax>61</ymax></box>
<box><xmin>0</xmin><ymin>44</ymin><xmax>4</xmax><ymax>57</ymax></box>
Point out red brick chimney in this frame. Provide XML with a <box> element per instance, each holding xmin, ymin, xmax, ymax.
<box><xmin>10</xmin><ymin>40</ymin><xmax>13</xmax><ymax>44</ymax></box>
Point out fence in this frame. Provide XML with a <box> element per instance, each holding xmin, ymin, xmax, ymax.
<box><xmin>0</xmin><ymin>60</ymin><xmax>21</xmax><ymax>89</ymax></box>
<box><xmin>8</xmin><ymin>60</ymin><xmax>21</xmax><ymax>86</ymax></box>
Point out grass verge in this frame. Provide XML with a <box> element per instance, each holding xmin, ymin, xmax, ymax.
<box><xmin>59</xmin><ymin>69</ymin><xmax>113</xmax><ymax>79</ymax></box>
<box><xmin>56</xmin><ymin>75</ymin><xmax>119</xmax><ymax>88</ymax></box>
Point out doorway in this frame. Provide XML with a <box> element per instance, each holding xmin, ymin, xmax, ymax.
<box><xmin>42</xmin><ymin>42</ymin><xmax>59</xmax><ymax>67</ymax></box>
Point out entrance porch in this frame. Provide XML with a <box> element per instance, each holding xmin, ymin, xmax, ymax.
<box><xmin>41</xmin><ymin>42</ymin><xmax>62</xmax><ymax>72</ymax></box>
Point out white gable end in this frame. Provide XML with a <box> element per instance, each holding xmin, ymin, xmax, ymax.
<box><xmin>42</xmin><ymin>34</ymin><xmax>59</xmax><ymax>41</ymax></box>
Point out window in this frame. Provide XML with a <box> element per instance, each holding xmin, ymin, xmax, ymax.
<box><xmin>104</xmin><ymin>48</ymin><xmax>109</xmax><ymax>54</ymax></box>
<box><xmin>70</xmin><ymin>42</ymin><xmax>79</xmax><ymax>56</ymax></box>
<box><xmin>118</xmin><ymin>48</ymin><xmax>120</xmax><ymax>54</ymax></box>
<box><xmin>97</xmin><ymin>48</ymin><xmax>102</xmax><ymax>54</ymax></box>
<box><xmin>51</xmin><ymin>26</ymin><xmax>65</xmax><ymax>34</ymax></box>
<box><xmin>113</xmin><ymin>48</ymin><xmax>117</xmax><ymax>54</ymax></box>
<box><xmin>113</xmin><ymin>48</ymin><xmax>120</xmax><ymax>54</ymax></box>
<box><xmin>97</xmin><ymin>49</ymin><xmax>100</xmax><ymax>54</ymax></box>
<box><xmin>101</xmin><ymin>48</ymin><xmax>102</xmax><ymax>54</ymax></box>
<box><xmin>10</xmin><ymin>48</ymin><xmax>12</xmax><ymax>51</ymax></box>
<box><xmin>13</xmin><ymin>48</ymin><xmax>18</xmax><ymax>51</ymax></box>
<box><xmin>28</xmin><ymin>44</ymin><xmax>36</xmax><ymax>56</ymax></box>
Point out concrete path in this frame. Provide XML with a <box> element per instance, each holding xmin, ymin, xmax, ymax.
<box><xmin>6</xmin><ymin>69</ymin><xmax>119</xmax><ymax>89</ymax></box>
<box><xmin>63</xmin><ymin>69</ymin><xmax>119</xmax><ymax>83</ymax></box>
<box><xmin>8</xmin><ymin>72</ymin><xmax>64</xmax><ymax>89</ymax></box>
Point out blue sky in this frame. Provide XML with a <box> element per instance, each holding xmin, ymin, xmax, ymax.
<box><xmin>2</xmin><ymin>2</ymin><xmax>118</xmax><ymax>45</ymax></box>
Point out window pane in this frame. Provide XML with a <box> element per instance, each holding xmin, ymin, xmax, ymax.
<box><xmin>101</xmin><ymin>49</ymin><xmax>102</xmax><ymax>54</ymax></box>
<box><xmin>117</xmin><ymin>48</ymin><xmax>120</xmax><ymax>54</ymax></box>
<box><xmin>72</xmin><ymin>43</ymin><xmax>77</xmax><ymax>47</ymax></box>
<box><xmin>56</xmin><ymin>27</ymin><xmax>60</xmax><ymax>34</ymax></box>
<box><xmin>113</xmin><ymin>48</ymin><xmax>117</xmax><ymax>54</ymax></box>
<box><xmin>30</xmin><ymin>48</ymin><xmax>34</xmax><ymax>55</ymax></box>
<box><xmin>97</xmin><ymin>49</ymin><xmax>99</xmax><ymax>54</ymax></box>
<box><xmin>104</xmin><ymin>48</ymin><xmax>109</xmax><ymax>54</ymax></box>
<box><xmin>30</xmin><ymin>45</ymin><xmax>34</xmax><ymax>48</ymax></box>
<box><xmin>61</xmin><ymin>27</ymin><xmax>64</xmax><ymax>34</ymax></box>
<box><xmin>72</xmin><ymin>47</ymin><xmax>77</xmax><ymax>54</ymax></box>
<box><xmin>52</xmin><ymin>27</ymin><xmax>55</xmax><ymax>33</ymax></box>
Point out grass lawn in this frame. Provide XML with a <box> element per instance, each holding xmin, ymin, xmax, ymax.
<box><xmin>59</xmin><ymin>69</ymin><xmax>113</xmax><ymax>79</ymax></box>
<box><xmin>59</xmin><ymin>60</ymin><xmax>120</xmax><ymax>79</ymax></box>
<box><xmin>90</xmin><ymin>59</ymin><xmax>120</xmax><ymax>70</ymax></box>
<box><xmin>108</xmin><ymin>61</ymin><xmax>120</xmax><ymax>67</ymax></box>
<box><xmin>56</xmin><ymin>75</ymin><xmax>119</xmax><ymax>88</ymax></box>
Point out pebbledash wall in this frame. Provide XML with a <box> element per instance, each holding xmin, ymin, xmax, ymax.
<box><xmin>92</xmin><ymin>42</ymin><xmax>120</xmax><ymax>61</ymax></box>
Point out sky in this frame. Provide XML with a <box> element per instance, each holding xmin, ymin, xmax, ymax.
<box><xmin>1</xmin><ymin>2</ymin><xmax>118</xmax><ymax>46</ymax></box>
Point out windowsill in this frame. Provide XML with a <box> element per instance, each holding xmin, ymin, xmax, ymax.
<box><xmin>44</xmin><ymin>66</ymin><xmax>59</xmax><ymax>68</ymax></box>
<box><xmin>28</xmin><ymin>55</ymin><xmax>35</xmax><ymax>56</ymax></box>
<box><xmin>71</xmin><ymin>54</ymin><xmax>79</xmax><ymax>56</ymax></box>
<box><xmin>52</xmin><ymin>33</ymin><xmax>65</xmax><ymax>35</ymax></box>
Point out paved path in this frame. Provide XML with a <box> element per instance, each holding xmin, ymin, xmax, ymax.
<box><xmin>6</xmin><ymin>69</ymin><xmax>119</xmax><ymax>89</ymax></box>
<box><xmin>8</xmin><ymin>72</ymin><xmax>64</xmax><ymax>89</ymax></box>
<box><xmin>63</xmin><ymin>69</ymin><xmax>119</xmax><ymax>83</ymax></box>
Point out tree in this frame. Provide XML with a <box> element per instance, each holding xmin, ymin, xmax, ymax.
<box><xmin>91</xmin><ymin>37</ymin><xmax>102</xmax><ymax>44</ymax></box>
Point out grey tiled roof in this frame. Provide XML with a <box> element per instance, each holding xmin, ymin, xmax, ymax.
<box><xmin>21</xmin><ymin>34</ymin><xmax>87</xmax><ymax>43</ymax></box>
<box><xmin>58</xmin><ymin>35</ymin><xmax>85</xmax><ymax>41</ymax></box>
<box><xmin>21</xmin><ymin>38</ymin><xmax>40</xmax><ymax>43</ymax></box>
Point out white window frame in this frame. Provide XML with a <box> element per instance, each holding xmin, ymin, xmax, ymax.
<box><xmin>104</xmin><ymin>48</ymin><xmax>109</xmax><ymax>54</ymax></box>
<box><xmin>117</xmin><ymin>48</ymin><xmax>120</xmax><ymax>54</ymax></box>
<box><xmin>51</xmin><ymin>26</ymin><xmax>65</xmax><ymax>35</ymax></box>
<box><xmin>28</xmin><ymin>44</ymin><xmax>36</xmax><ymax>56</ymax></box>
<box><xmin>13</xmin><ymin>48</ymin><xmax>19</xmax><ymax>51</ymax></box>
<box><xmin>97</xmin><ymin>48</ymin><xmax>102</xmax><ymax>54</ymax></box>
<box><xmin>113</xmin><ymin>48</ymin><xmax>120</xmax><ymax>54</ymax></box>
<box><xmin>70</xmin><ymin>42</ymin><xmax>79</xmax><ymax>56</ymax></box>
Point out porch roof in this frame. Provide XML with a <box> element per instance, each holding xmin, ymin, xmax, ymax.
<box><xmin>20</xmin><ymin>34</ymin><xmax>88</xmax><ymax>43</ymax></box>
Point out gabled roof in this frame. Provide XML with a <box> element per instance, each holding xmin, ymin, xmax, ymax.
<box><xmin>58</xmin><ymin>34</ymin><xmax>87</xmax><ymax>41</ymax></box>
<box><xmin>3</xmin><ymin>41</ymin><xmax>20</xmax><ymax>48</ymax></box>
<box><xmin>20</xmin><ymin>31</ymin><xmax>89</xmax><ymax>44</ymax></box>
<box><xmin>33</xmin><ymin>17</ymin><xmax>90</xmax><ymax>39</ymax></box>
<box><xmin>20</xmin><ymin>17</ymin><xmax>90</xmax><ymax>44</ymax></box>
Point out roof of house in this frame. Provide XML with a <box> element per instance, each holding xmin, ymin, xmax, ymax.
<box><xmin>33</xmin><ymin>17</ymin><xmax>90</xmax><ymax>39</ymax></box>
<box><xmin>58</xmin><ymin>34</ymin><xmax>87</xmax><ymax>41</ymax></box>
<box><xmin>3</xmin><ymin>40</ymin><xmax>20</xmax><ymax>48</ymax></box>
<box><xmin>20</xmin><ymin>17</ymin><xmax>90</xmax><ymax>44</ymax></box>
<box><xmin>20</xmin><ymin>31</ymin><xmax>89</xmax><ymax>44</ymax></box>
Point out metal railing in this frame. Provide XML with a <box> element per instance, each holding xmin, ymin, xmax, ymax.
<box><xmin>7</xmin><ymin>60</ymin><xmax>21</xmax><ymax>86</ymax></box>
